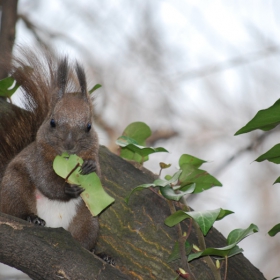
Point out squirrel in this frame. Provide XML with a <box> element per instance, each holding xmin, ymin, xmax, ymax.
<box><xmin>0</xmin><ymin>47</ymin><xmax>100</xmax><ymax>251</ymax></box>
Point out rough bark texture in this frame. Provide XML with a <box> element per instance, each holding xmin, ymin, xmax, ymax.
<box><xmin>96</xmin><ymin>146</ymin><xmax>266</xmax><ymax>280</ymax></box>
<box><xmin>0</xmin><ymin>100</ymin><xmax>266</xmax><ymax>280</ymax></box>
<box><xmin>0</xmin><ymin>213</ymin><xmax>129</xmax><ymax>280</ymax></box>
<box><xmin>0</xmin><ymin>0</ymin><xmax>18</xmax><ymax>79</ymax></box>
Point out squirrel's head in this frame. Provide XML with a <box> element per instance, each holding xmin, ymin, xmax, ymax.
<box><xmin>36</xmin><ymin>57</ymin><xmax>98</xmax><ymax>156</ymax></box>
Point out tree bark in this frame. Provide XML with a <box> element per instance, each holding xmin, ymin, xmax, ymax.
<box><xmin>0</xmin><ymin>100</ymin><xmax>266</xmax><ymax>279</ymax></box>
<box><xmin>0</xmin><ymin>0</ymin><xmax>18</xmax><ymax>79</ymax></box>
<box><xmin>0</xmin><ymin>212</ymin><xmax>129</xmax><ymax>280</ymax></box>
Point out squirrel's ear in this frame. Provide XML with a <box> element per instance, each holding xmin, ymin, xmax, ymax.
<box><xmin>75</xmin><ymin>62</ymin><xmax>88</xmax><ymax>98</ymax></box>
<box><xmin>57</xmin><ymin>56</ymin><xmax>68</xmax><ymax>98</ymax></box>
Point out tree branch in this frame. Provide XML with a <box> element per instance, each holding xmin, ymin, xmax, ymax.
<box><xmin>0</xmin><ymin>0</ymin><xmax>18</xmax><ymax>79</ymax></box>
<box><xmin>0</xmin><ymin>99</ymin><xmax>267</xmax><ymax>279</ymax></box>
<box><xmin>0</xmin><ymin>212</ymin><xmax>128</xmax><ymax>280</ymax></box>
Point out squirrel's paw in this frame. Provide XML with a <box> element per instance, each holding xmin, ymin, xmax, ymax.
<box><xmin>96</xmin><ymin>252</ymin><xmax>115</xmax><ymax>266</ymax></box>
<box><xmin>26</xmin><ymin>214</ymin><xmax>46</xmax><ymax>226</ymax></box>
<box><xmin>65</xmin><ymin>184</ymin><xmax>84</xmax><ymax>198</ymax></box>
<box><xmin>80</xmin><ymin>159</ymin><xmax>97</xmax><ymax>175</ymax></box>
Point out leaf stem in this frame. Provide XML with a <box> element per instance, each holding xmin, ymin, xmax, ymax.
<box><xmin>223</xmin><ymin>256</ymin><xmax>228</xmax><ymax>280</ymax></box>
<box><xmin>192</xmin><ymin>221</ymin><xmax>221</xmax><ymax>280</ymax></box>
<box><xmin>167</xmin><ymin>200</ymin><xmax>194</xmax><ymax>280</ymax></box>
<box><xmin>180</xmin><ymin>197</ymin><xmax>220</xmax><ymax>280</ymax></box>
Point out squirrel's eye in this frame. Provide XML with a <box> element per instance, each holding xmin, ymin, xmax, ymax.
<box><xmin>50</xmin><ymin>119</ymin><xmax>56</xmax><ymax>128</ymax></box>
<box><xmin>86</xmin><ymin>123</ymin><xmax>91</xmax><ymax>132</ymax></box>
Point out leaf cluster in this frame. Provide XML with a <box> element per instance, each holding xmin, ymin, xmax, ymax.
<box><xmin>235</xmin><ymin>98</ymin><xmax>280</xmax><ymax>238</ymax></box>
<box><xmin>125</xmin><ymin>153</ymin><xmax>222</xmax><ymax>203</ymax></box>
<box><xmin>116</xmin><ymin>122</ymin><xmax>168</xmax><ymax>164</ymax></box>
<box><xmin>117</xmin><ymin>122</ymin><xmax>259</xmax><ymax>277</ymax></box>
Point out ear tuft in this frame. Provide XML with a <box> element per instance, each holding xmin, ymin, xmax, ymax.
<box><xmin>75</xmin><ymin>62</ymin><xmax>87</xmax><ymax>96</ymax></box>
<box><xmin>57</xmin><ymin>56</ymin><xmax>68</xmax><ymax>97</ymax></box>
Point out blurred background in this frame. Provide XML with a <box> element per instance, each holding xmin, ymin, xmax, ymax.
<box><xmin>1</xmin><ymin>0</ymin><xmax>280</xmax><ymax>279</ymax></box>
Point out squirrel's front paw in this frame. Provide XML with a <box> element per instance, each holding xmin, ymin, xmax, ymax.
<box><xmin>80</xmin><ymin>159</ymin><xmax>97</xmax><ymax>175</ymax></box>
<box><xmin>65</xmin><ymin>184</ymin><xmax>84</xmax><ymax>198</ymax></box>
<box><xmin>96</xmin><ymin>252</ymin><xmax>115</xmax><ymax>266</ymax></box>
<box><xmin>26</xmin><ymin>214</ymin><xmax>46</xmax><ymax>226</ymax></box>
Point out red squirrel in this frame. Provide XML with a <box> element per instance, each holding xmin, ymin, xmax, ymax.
<box><xmin>0</xmin><ymin>48</ymin><xmax>100</xmax><ymax>251</ymax></box>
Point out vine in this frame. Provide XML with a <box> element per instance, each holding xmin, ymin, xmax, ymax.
<box><xmin>116</xmin><ymin>121</ymin><xmax>258</xmax><ymax>280</ymax></box>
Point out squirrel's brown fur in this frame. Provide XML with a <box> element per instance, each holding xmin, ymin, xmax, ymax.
<box><xmin>0</xmin><ymin>47</ymin><xmax>100</xmax><ymax>250</ymax></box>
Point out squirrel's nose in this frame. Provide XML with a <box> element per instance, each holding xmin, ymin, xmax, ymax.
<box><xmin>64</xmin><ymin>132</ymin><xmax>75</xmax><ymax>151</ymax></box>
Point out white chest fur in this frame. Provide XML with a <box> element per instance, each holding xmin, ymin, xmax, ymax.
<box><xmin>35</xmin><ymin>190</ymin><xmax>81</xmax><ymax>230</ymax></box>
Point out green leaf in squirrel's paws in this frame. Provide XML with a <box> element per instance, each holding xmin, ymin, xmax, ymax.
<box><xmin>53</xmin><ymin>153</ymin><xmax>83</xmax><ymax>184</ymax></box>
<box><xmin>79</xmin><ymin>172</ymin><xmax>114</xmax><ymax>216</ymax></box>
<box><xmin>53</xmin><ymin>153</ymin><xmax>114</xmax><ymax>216</ymax></box>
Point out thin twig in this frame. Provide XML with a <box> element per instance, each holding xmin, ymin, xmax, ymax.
<box><xmin>181</xmin><ymin>197</ymin><xmax>221</xmax><ymax>280</ymax></box>
<box><xmin>223</xmin><ymin>256</ymin><xmax>228</xmax><ymax>280</ymax></box>
<box><xmin>167</xmin><ymin>200</ymin><xmax>194</xmax><ymax>280</ymax></box>
<box><xmin>192</xmin><ymin>221</ymin><xmax>221</xmax><ymax>280</ymax></box>
<box><xmin>174</xmin><ymin>45</ymin><xmax>280</xmax><ymax>82</ymax></box>
<box><xmin>185</xmin><ymin>218</ymin><xmax>193</xmax><ymax>240</ymax></box>
<box><xmin>213</xmin><ymin>130</ymin><xmax>275</xmax><ymax>176</ymax></box>
<box><xmin>65</xmin><ymin>163</ymin><xmax>80</xmax><ymax>182</ymax></box>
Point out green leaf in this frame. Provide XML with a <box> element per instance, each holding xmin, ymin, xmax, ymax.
<box><xmin>117</xmin><ymin>122</ymin><xmax>168</xmax><ymax>163</ymax></box>
<box><xmin>118</xmin><ymin>122</ymin><xmax>151</xmax><ymax>163</ymax></box>
<box><xmin>165</xmin><ymin>174</ymin><xmax>172</xmax><ymax>180</ymax></box>
<box><xmin>179</xmin><ymin>163</ymin><xmax>222</xmax><ymax>193</ymax></box>
<box><xmin>157</xmin><ymin>170</ymin><xmax>182</xmax><ymax>186</ymax></box>
<box><xmin>116</xmin><ymin>135</ymin><xmax>168</xmax><ymax>163</ymax></box>
<box><xmin>80</xmin><ymin>172</ymin><xmax>114</xmax><ymax>216</ymax></box>
<box><xmin>160</xmin><ymin>183</ymin><xmax>195</xmax><ymax>201</ymax></box>
<box><xmin>167</xmin><ymin>241</ymin><xmax>192</xmax><ymax>262</ymax></box>
<box><xmin>117</xmin><ymin>136</ymin><xmax>167</xmax><ymax>156</ymax></box>
<box><xmin>89</xmin><ymin>84</ymin><xmax>102</xmax><ymax>94</ymax></box>
<box><xmin>125</xmin><ymin>183</ymin><xmax>153</xmax><ymax>203</ymax></box>
<box><xmin>227</xmin><ymin>223</ymin><xmax>259</xmax><ymax>245</ymax></box>
<box><xmin>235</xmin><ymin>99</ymin><xmax>280</xmax><ymax>135</ymax></box>
<box><xmin>274</xmin><ymin>176</ymin><xmax>280</xmax><ymax>184</ymax></box>
<box><xmin>119</xmin><ymin>147</ymin><xmax>147</xmax><ymax>163</ymax></box>
<box><xmin>53</xmin><ymin>153</ymin><xmax>83</xmax><ymax>183</ymax></box>
<box><xmin>165</xmin><ymin>208</ymin><xmax>233</xmax><ymax>235</ymax></box>
<box><xmin>122</xmin><ymin>122</ymin><xmax>151</xmax><ymax>145</ymax></box>
<box><xmin>53</xmin><ymin>154</ymin><xmax>114</xmax><ymax>216</ymax></box>
<box><xmin>188</xmin><ymin>245</ymin><xmax>243</xmax><ymax>262</ymax></box>
<box><xmin>255</xmin><ymin>144</ymin><xmax>280</xmax><ymax>164</ymax></box>
<box><xmin>268</xmin><ymin>223</ymin><xmax>280</xmax><ymax>237</ymax></box>
<box><xmin>0</xmin><ymin>76</ymin><xmax>20</xmax><ymax>98</ymax></box>
<box><xmin>179</xmin><ymin>154</ymin><xmax>206</xmax><ymax>168</ymax></box>
<box><xmin>125</xmin><ymin>171</ymin><xmax>182</xmax><ymax>203</ymax></box>
<box><xmin>188</xmin><ymin>223</ymin><xmax>258</xmax><ymax>261</ymax></box>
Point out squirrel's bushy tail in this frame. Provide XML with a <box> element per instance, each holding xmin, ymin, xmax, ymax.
<box><xmin>0</xmin><ymin>47</ymin><xmax>62</xmax><ymax>172</ymax></box>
